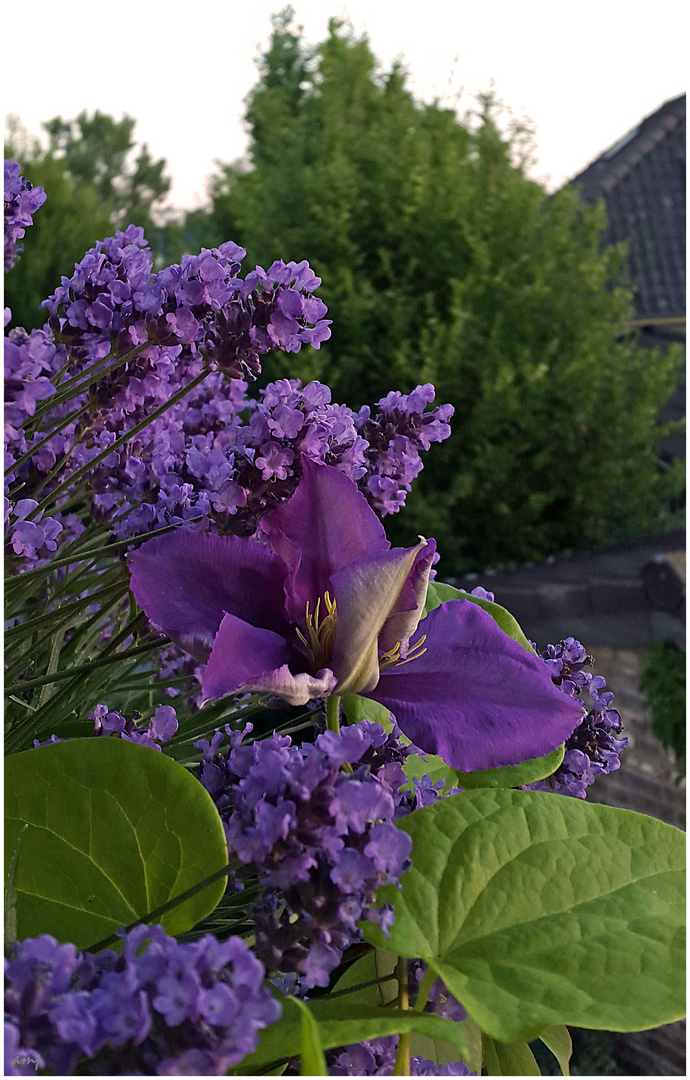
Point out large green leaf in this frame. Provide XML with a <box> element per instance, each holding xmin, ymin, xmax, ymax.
<box><xmin>423</xmin><ymin>581</ymin><xmax>535</xmax><ymax>653</ymax></box>
<box><xmin>363</xmin><ymin>789</ymin><xmax>686</xmax><ymax>1041</ymax></box>
<box><xmin>4</xmin><ymin>738</ymin><xmax>228</xmax><ymax>947</ymax></box>
<box><xmin>237</xmin><ymin>997</ymin><xmax>472</xmax><ymax>1074</ymax></box>
<box><xmin>484</xmin><ymin>1035</ymin><xmax>541</xmax><ymax>1075</ymax></box>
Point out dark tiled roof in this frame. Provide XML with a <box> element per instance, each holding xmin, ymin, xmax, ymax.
<box><xmin>569</xmin><ymin>94</ymin><xmax>686</xmax><ymax>320</ymax></box>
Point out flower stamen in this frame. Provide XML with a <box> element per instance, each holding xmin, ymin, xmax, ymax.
<box><xmin>379</xmin><ymin>633</ymin><xmax>428</xmax><ymax>671</ymax></box>
<box><xmin>297</xmin><ymin>591</ymin><xmax>339</xmax><ymax>670</ymax></box>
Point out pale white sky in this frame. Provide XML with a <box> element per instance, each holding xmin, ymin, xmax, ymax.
<box><xmin>3</xmin><ymin>0</ymin><xmax>686</xmax><ymax>210</ymax></box>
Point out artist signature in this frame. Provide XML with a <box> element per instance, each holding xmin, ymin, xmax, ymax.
<box><xmin>12</xmin><ymin>1055</ymin><xmax>40</xmax><ymax>1071</ymax></box>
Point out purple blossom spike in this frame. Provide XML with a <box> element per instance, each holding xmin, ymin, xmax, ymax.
<box><xmin>355</xmin><ymin>383</ymin><xmax>453</xmax><ymax>515</ymax></box>
<box><xmin>90</xmin><ymin>702</ymin><xmax>178</xmax><ymax>749</ymax></box>
<box><xmin>4</xmin><ymin>926</ymin><xmax>279</xmax><ymax>1075</ymax></box>
<box><xmin>526</xmin><ymin>638</ymin><xmax>628</xmax><ymax>798</ymax></box>
<box><xmin>4</xmin><ymin>161</ymin><xmax>46</xmax><ymax>272</ymax></box>
<box><xmin>195</xmin><ymin>719</ymin><xmax>412</xmax><ymax>987</ymax></box>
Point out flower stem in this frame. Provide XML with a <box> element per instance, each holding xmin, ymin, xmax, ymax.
<box><xmin>413</xmin><ymin>964</ymin><xmax>436</xmax><ymax>1013</ymax></box>
<box><xmin>325</xmin><ymin>696</ymin><xmax>354</xmax><ymax>771</ymax></box>
<box><xmin>326</xmin><ymin>694</ymin><xmax>341</xmax><ymax>734</ymax></box>
<box><xmin>9</xmin><ymin>631</ymin><xmax>166</xmax><ymax>694</ymax></box>
<box><xmin>393</xmin><ymin>955</ymin><xmax>411</xmax><ymax>1075</ymax></box>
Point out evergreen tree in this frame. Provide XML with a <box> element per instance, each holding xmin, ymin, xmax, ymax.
<box><xmin>196</xmin><ymin>9</ymin><xmax>682</xmax><ymax>570</ymax></box>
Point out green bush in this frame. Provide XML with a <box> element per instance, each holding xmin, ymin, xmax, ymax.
<box><xmin>181</xmin><ymin>9</ymin><xmax>683</xmax><ymax>572</ymax></box>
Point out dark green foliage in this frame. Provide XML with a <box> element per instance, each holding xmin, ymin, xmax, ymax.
<box><xmin>5</xmin><ymin>113</ymin><xmax>170</xmax><ymax>329</ymax></box>
<box><xmin>640</xmin><ymin>640</ymin><xmax>686</xmax><ymax>777</ymax></box>
<box><xmin>188</xmin><ymin>9</ymin><xmax>683</xmax><ymax>571</ymax></box>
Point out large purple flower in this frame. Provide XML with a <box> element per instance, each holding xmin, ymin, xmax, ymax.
<box><xmin>128</xmin><ymin>459</ymin><xmax>582</xmax><ymax>771</ymax></box>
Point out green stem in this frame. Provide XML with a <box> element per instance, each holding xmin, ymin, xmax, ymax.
<box><xmin>37</xmin><ymin>628</ymin><xmax>66</xmax><ymax>709</ymax></box>
<box><xmin>413</xmin><ymin>964</ymin><xmax>436</xmax><ymax>1013</ymax></box>
<box><xmin>4</xmin><ymin>515</ymin><xmax>204</xmax><ymax>586</ymax></box>
<box><xmin>393</xmin><ymin>955</ymin><xmax>411</xmax><ymax>1075</ymax></box>
<box><xmin>325</xmin><ymin>695</ymin><xmax>354</xmax><ymax>771</ymax></box>
<box><xmin>8</xmin><ymin>635</ymin><xmax>168</xmax><ymax>694</ymax></box>
<box><xmin>5</xmin><ymin>401</ymin><xmax>89</xmax><ymax>478</ymax></box>
<box><xmin>326</xmin><ymin>694</ymin><xmax>341</xmax><ymax>734</ymax></box>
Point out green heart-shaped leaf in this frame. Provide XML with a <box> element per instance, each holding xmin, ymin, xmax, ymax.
<box><xmin>363</xmin><ymin>789</ymin><xmax>685</xmax><ymax>1041</ymax></box>
<box><xmin>4</xmin><ymin>738</ymin><xmax>228</xmax><ymax>947</ymax></box>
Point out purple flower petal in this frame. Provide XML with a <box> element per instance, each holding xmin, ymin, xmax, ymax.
<box><xmin>128</xmin><ymin>531</ymin><xmax>289</xmax><ymax>661</ymax></box>
<box><xmin>368</xmin><ymin>600</ymin><xmax>584</xmax><ymax>771</ymax></box>
<box><xmin>260</xmin><ymin>457</ymin><xmax>389</xmax><ymax>624</ymax></box>
<box><xmin>202</xmin><ymin>611</ymin><xmax>336</xmax><ymax>705</ymax></box>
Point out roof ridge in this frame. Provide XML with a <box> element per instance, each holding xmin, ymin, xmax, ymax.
<box><xmin>567</xmin><ymin>92</ymin><xmax>685</xmax><ymax>192</ymax></box>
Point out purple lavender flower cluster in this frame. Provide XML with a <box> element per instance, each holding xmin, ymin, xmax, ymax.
<box><xmin>5</xmin><ymin>498</ymin><xmax>62</xmax><ymax>562</ymax></box>
<box><xmin>5</xmin><ymin>162</ymin><xmax>453</xmax><ymax>574</ymax></box>
<box><xmin>4</xmin><ymin>326</ymin><xmax>59</xmax><ymax>438</ymax></box>
<box><xmin>90</xmin><ymin>703</ymin><xmax>179</xmax><ymax>750</ymax></box>
<box><xmin>41</xmin><ymin>229</ymin><xmax>331</xmax><ymax>388</ymax></box>
<box><xmin>195</xmin><ymin>719</ymin><xmax>413</xmax><ymax>989</ymax></box>
<box><xmin>92</xmin><ymin>376</ymin><xmax>452</xmax><ymax>542</ymax></box>
<box><xmin>529</xmin><ymin>637</ymin><xmax>628</xmax><ymax>798</ymax></box>
<box><xmin>4</xmin><ymin>160</ymin><xmax>46</xmax><ymax>272</ymax></box>
<box><xmin>356</xmin><ymin>384</ymin><xmax>454</xmax><ymax>515</ymax></box>
<box><xmin>5</xmin><ymin>205</ymin><xmax>333</xmax><ymax>557</ymax></box>
<box><xmin>32</xmin><ymin>703</ymin><xmax>179</xmax><ymax>750</ymax></box>
<box><xmin>4</xmin><ymin>924</ymin><xmax>280</xmax><ymax>1076</ymax></box>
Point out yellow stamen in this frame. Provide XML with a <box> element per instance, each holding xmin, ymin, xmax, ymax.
<box><xmin>297</xmin><ymin>591</ymin><xmax>339</xmax><ymax>670</ymax></box>
<box><xmin>378</xmin><ymin>642</ymin><xmax>402</xmax><ymax>665</ymax></box>
<box><xmin>380</xmin><ymin>632</ymin><xmax>428</xmax><ymax>671</ymax></box>
<box><xmin>392</xmin><ymin>648</ymin><xmax>428</xmax><ymax>667</ymax></box>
